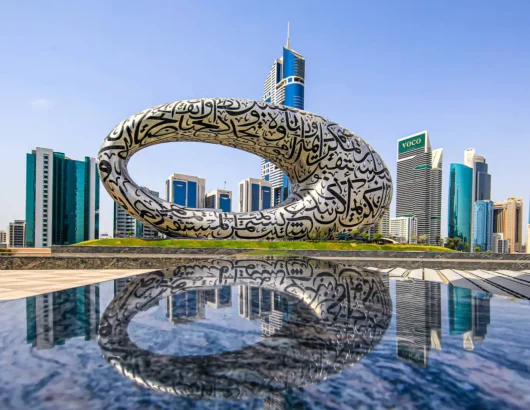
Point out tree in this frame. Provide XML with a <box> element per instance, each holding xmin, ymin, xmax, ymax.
<box><xmin>446</xmin><ymin>237</ymin><xmax>462</xmax><ymax>250</ymax></box>
<box><xmin>114</xmin><ymin>230</ymin><xmax>121</xmax><ymax>238</ymax></box>
<box><xmin>474</xmin><ymin>246</ymin><xmax>482</xmax><ymax>252</ymax></box>
<box><xmin>362</xmin><ymin>232</ymin><xmax>370</xmax><ymax>242</ymax></box>
<box><xmin>127</xmin><ymin>230</ymin><xmax>134</xmax><ymax>238</ymax></box>
<box><xmin>435</xmin><ymin>235</ymin><xmax>442</xmax><ymax>246</ymax></box>
<box><xmin>463</xmin><ymin>242</ymin><xmax>470</xmax><ymax>252</ymax></box>
<box><xmin>374</xmin><ymin>233</ymin><xmax>383</xmax><ymax>242</ymax></box>
<box><xmin>418</xmin><ymin>234</ymin><xmax>429</xmax><ymax>244</ymax></box>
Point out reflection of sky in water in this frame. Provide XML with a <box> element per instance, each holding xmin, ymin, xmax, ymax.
<box><xmin>0</xmin><ymin>272</ymin><xmax>529</xmax><ymax>409</ymax></box>
<box><xmin>129</xmin><ymin>287</ymin><xmax>263</xmax><ymax>356</ymax></box>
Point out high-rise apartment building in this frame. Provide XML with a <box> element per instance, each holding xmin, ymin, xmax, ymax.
<box><xmin>389</xmin><ymin>216</ymin><xmax>418</xmax><ymax>244</ymax></box>
<box><xmin>261</xmin><ymin>24</ymin><xmax>305</xmax><ymax>205</ymax></box>
<box><xmin>8</xmin><ymin>220</ymin><xmax>26</xmax><ymax>247</ymax></box>
<box><xmin>25</xmin><ymin>147</ymin><xmax>99</xmax><ymax>247</ymax></box>
<box><xmin>205</xmin><ymin>189</ymin><xmax>232</xmax><ymax>212</ymax></box>
<box><xmin>165</xmin><ymin>174</ymin><xmax>205</xmax><ymax>208</ymax></box>
<box><xmin>0</xmin><ymin>230</ymin><xmax>6</xmax><ymax>244</ymax></box>
<box><xmin>114</xmin><ymin>187</ymin><xmax>160</xmax><ymax>239</ymax></box>
<box><xmin>396</xmin><ymin>131</ymin><xmax>443</xmax><ymax>245</ymax></box>
<box><xmin>473</xmin><ymin>200</ymin><xmax>494</xmax><ymax>252</ymax></box>
<box><xmin>493</xmin><ymin>197</ymin><xmax>523</xmax><ymax>253</ymax></box>
<box><xmin>448</xmin><ymin>163</ymin><xmax>473</xmax><ymax>247</ymax></box>
<box><xmin>239</xmin><ymin>178</ymin><xmax>272</xmax><ymax>212</ymax></box>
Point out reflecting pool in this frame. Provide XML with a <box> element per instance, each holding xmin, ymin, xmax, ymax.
<box><xmin>1</xmin><ymin>258</ymin><xmax>530</xmax><ymax>409</ymax></box>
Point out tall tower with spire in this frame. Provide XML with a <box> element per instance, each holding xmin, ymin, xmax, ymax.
<box><xmin>261</xmin><ymin>23</ymin><xmax>306</xmax><ymax>205</ymax></box>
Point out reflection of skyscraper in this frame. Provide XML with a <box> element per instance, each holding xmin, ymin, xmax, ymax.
<box><xmin>165</xmin><ymin>290</ymin><xmax>206</xmax><ymax>324</ymax></box>
<box><xmin>204</xmin><ymin>286</ymin><xmax>232</xmax><ymax>309</ymax></box>
<box><xmin>264</xmin><ymin>393</ymin><xmax>286</xmax><ymax>410</ymax></box>
<box><xmin>448</xmin><ymin>286</ymin><xmax>491</xmax><ymax>350</ymax></box>
<box><xmin>238</xmin><ymin>285</ymin><xmax>272</xmax><ymax>320</ymax></box>
<box><xmin>114</xmin><ymin>277</ymin><xmax>136</xmax><ymax>296</ymax></box>
<box><xmin>396</xmin><ymin>281</ymin><xmax>442</xmax><ymax>367</ymax></box>
<box><xmin>26</xmin><ymin>285</ymin><xmax>100</xmax><ymax>350</ymax></box>
<box><xmin>261</xmin><ymin>291</ymin><xmax>291</xmax><ymax>337</ymax></box>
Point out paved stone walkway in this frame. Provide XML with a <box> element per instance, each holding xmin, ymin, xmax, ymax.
<box><xmin>1</xmin><ymin>267</ymin><xmax>530</xmax><ymax>302</ymax></box>
<box><xmin>0</xmin><ymin>269</ymin><xmax>152</xmax><ymax>300</ymax></box>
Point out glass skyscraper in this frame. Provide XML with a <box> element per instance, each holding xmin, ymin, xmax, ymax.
<box><xmin>261</xmin><ymin>24</ymin><xmax>305</xmax><ymax>205</ymax></box>
<box><xmin>448</xmin><ymin>163</ymin><xmax>473</xmax><ymax>247</ymax></box>
<box><xmin>26</xmin><ymin>147</ymin><xmax>99</xmax><ymax>247</ymax></box>
<box><xmin>473</xmin><ymin>200</ymin><xmax>494</xmax><ymax>252</ymax></box>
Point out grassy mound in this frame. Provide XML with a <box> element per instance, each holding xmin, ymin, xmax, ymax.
<box><xmin>75</xmin><ymin>238</ymin><xmax>454</xmax><ymax>252</ymax></box>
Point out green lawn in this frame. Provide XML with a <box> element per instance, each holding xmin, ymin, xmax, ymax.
<box><xmin>75</xmin><ymin>238</ymin><xmax>455</xmax><ymax>252</ymax></box>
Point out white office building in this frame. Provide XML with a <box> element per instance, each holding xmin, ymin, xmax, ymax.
<box><xmin>390</xmin><ymin>217</ymin><xmax>418</xmax><ymax>244</ymax></box>
<box><xmin>166</xmin><ymin>174</ymin><xmax>205</xmax><ymax>208</ymax></box>
<box><xmin>0</xmin><ymin>230</ymin><xmax>6</xmax><ymax>244</ymax></box>
<box><xmin>492</xmin><ymin>233</ymin><xmax>509</xmax><ymax>254</ymax></box>
<box><xmin>205</xmin><ymin>189</ymin><xmax>232</xmax><ymax>213</ymax></box>
<box><xmin>239</xmin><ymin>178</ymin><xmax>273</xmax><ymax>212</ymax></box>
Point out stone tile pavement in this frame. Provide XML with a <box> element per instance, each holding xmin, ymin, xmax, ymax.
<box><xmin>0</xmin><ymin>269</ymin><xmax>153</xmax><ymax>301</ymax></box>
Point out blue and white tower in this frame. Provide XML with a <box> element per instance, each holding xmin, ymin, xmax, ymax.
<box><xmin>261</xmin><ymin>23</ymin><xmax>306</xmax><ymax>205</ymax></box>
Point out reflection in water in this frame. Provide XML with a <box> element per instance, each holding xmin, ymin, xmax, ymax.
<box><xmin>448</xmin><ymin>286</ymin><xmax>491</xmax><ymax>351</ymax></box>
<box><xmin>26</xmin><ymin>285</ymin><xmax>99</xmax><ymax>350</ymax></box>
<box><xmin>98</xmin><ymin>258</ymin><xmax>392</xmax><ymax>400</ymax></box>
<box><xmin>21</xmin><ymin>259</ymin><xmax>509</xmax><ymax>405</ymax></box>
<box><xmin>396</xmin><ymin>281</ymin><xmax>442</xmax><ymax>367</ymax></box>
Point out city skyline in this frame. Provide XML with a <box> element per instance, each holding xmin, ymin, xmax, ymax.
<box><xmin>1</xmin><ymin>2</ymin><xmax>529</xmax><ymax>243</ymax></box>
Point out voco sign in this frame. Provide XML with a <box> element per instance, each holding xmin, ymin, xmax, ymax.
<box><xmin>402</xmin><ymin>138</ymin><xmax>421</xmax><ymax>148</ymax></box>
<box><xmin>399</xmin><ymin>134</ymin><xmax>425</xmax><ymax>154</ymax></box>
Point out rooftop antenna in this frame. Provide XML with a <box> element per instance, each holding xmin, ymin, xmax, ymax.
<box><xmin>286</xmin><ymin>21</ymin><xmax>290</xmax><ymax>49</ymax></box>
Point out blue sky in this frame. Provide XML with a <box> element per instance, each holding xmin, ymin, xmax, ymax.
<box><xmin>1</xmin><ymin>1</ymin><xmax>529</xmax><ymax>239</ymax></box>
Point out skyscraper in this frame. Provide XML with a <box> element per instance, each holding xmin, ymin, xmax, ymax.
<box><xmin>493</xmin><ymin>197</ymin><xmax>523</xmax><ymax>253</ymax></box>
<box><xmin>165</xmin><ymin>174</ymin><xmax>205</xmax><ymax>208</ymax></box>
<box><xmin>473</xmin><ymin>200</ymin><xmax>494</xmax><ymax>252</ymax></box>
<box><xmin>8</xmin><ymin>220</ymin><xmax>26</xmax><ymax>248</ymax></box>
<box><xmin>396</xmin><ymin>131</ymin><xmax>443</xmax><ymax>245</ymax></box>
<box><xmin>261</xmin><ymin>23</ymin><xmax>306</xmax><ymax>205</ymax></box>
<box><xmin>448</xmin><ymin>163</ymin><xmax>473</xmax><ymax>247</ymax></box>
<box><xmin>464</xmin><ymin>149</ymin><xmax>492</xmax><ymax>202</ymax></box>
<box><xmin>205</xmin><ymin>189</ymin><xmax>232</xmax><ymax>212</ymax></box>
<box><xmin>114</xmin><ymin>187</ymin><xmax>160</xmax><ymax>238</ymax></box>
<box><xmin>239</xmin><ymin>178</ymin><xmax>272</xmax><ymax>212</ymax></box>
<box><xmin>25</xmin><ymin>147</ymin><xmax>99</xmax><ymax>247</ymax></box>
